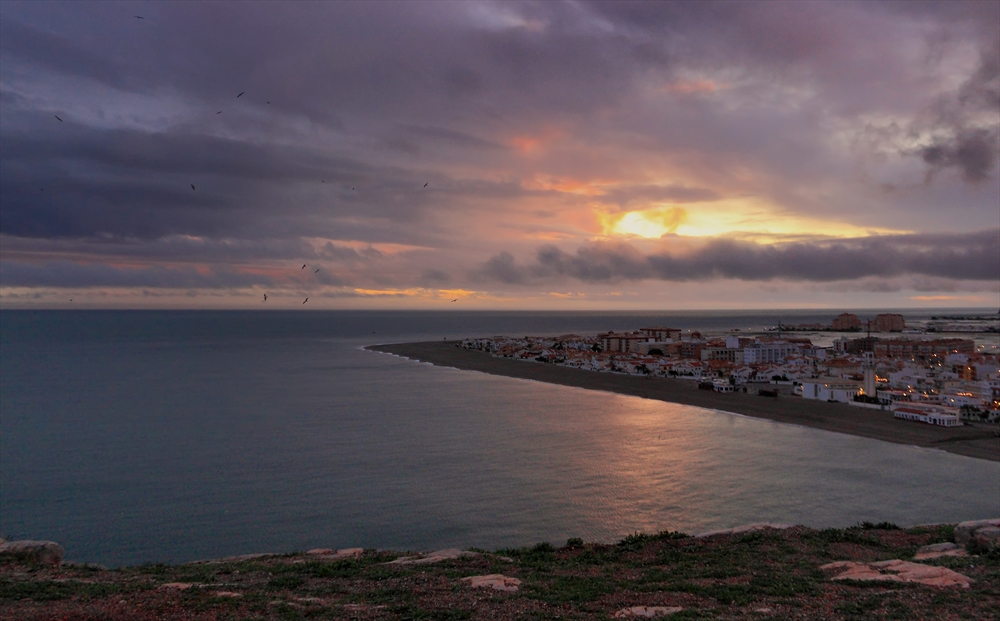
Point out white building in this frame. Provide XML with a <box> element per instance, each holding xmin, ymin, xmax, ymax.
<box><xmin>800</xmin><ymin>378</ymin><xmax>861</xmax><ymax>403</ymax></box>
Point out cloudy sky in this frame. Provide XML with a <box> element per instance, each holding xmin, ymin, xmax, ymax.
<box><xmin>1</xmin><ymin>1</ymin><xmax>997</xmax><ymax>309</ymax></box>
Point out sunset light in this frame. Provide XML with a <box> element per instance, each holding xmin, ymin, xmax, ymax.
<box><xmin>0</xmin><ymin>0</ymin><xmax>995</xmax><ymax>310</ymax></box>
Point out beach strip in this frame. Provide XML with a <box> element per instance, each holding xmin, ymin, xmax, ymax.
<box><xmin>367</xmin><ymin>341</ymin><xmax>999</xmax><ymax>463</ymax></box>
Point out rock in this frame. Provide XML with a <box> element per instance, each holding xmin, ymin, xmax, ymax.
<box><xmin>954</xmin><ymin>518</ymin><xmax>1000</xmax><ymax>548</ymax></box>
<box><xmin>695</xmin><ymin>523</ymin><xmax>796</xmax><ymax>538</ymax></box>
<box><xmin>0</xmin><ymin>539</ymin><xmax>65</xmax><ymax>566</ymax></box>
<box><xmin>613</xmin><ymin>606</ymin><xmax>684</xmax><ymax>618</ymax></box>
<box><xmin>821</xmin><ymin>559</ymin><xmax>973</xmax><ymax>588</ymax></box>
<box><xmin>307</xmin><ymin>547</ymin><xmax>363</xmax><ymax>560</ymax></box>
<box><xmin>969</xmin><ymin>526</ymin><xmax>1000</xmax><ymax>553</ymax></box>
<box><xmin>461</xmin><ymin>574</ymin><xmax>521</xmax><ymax>592</ymax></box>
<box><xmin>387</xmin><ymin>549</ymin><xmax>480</xmax><ymax>565</ymax></box>
<box><xmin>914</xmin><ymin>542</ymin><xmax>968</xmax><ymax>560</ymax></box>
<box><xmin>200</xmin><ymin>552</ymin><xmax>278</xmax><ymax>564</ymax></box>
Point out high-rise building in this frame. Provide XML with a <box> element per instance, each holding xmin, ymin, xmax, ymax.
<box><xmin>832</xmin><ymin>313</ymin><xmax>862</xmax><ymax>331</ymax></box>
<box><xmin>873</xmin><ymin>313</ymin><xmax>905</xmax><ymax>332</ymax></box>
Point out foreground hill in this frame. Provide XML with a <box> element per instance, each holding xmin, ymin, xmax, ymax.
<box><xmin>3</xmin><ymin>521</ymin><xmax>998</xmax><ymax>620</ymax></box>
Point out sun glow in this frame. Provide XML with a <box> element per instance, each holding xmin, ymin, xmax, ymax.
<box><xmin>601</xmin><ymin>199</ymin><xmax>909</xmax><ymax>242</ymax></box>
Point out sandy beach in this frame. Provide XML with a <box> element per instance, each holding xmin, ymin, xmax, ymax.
<box><xmin>368</xmin><ymin>341</ymin><xmax>1000</xmax><ymax>463</ymax></box>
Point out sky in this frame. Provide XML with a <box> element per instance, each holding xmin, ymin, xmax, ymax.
<box><xmin>1</xmin><ymin>1</ymin><xmax>998</xmax><ymax>310</ymax></box>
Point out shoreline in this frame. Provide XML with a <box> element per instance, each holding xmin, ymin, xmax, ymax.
<box><xmin>367</xmin><ymin>341</ymin><xmax>1000</xmax><ymax>463</ymax></box>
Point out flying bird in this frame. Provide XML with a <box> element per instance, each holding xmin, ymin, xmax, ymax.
<box><xmin>216</xmin><ymin>111</ymin><xmax>222</xmax><ymax>114</ymax></box>
<box><xmin>263</xmin><ymin>294</ymin><xmax>267</xmax><ymax>301</ymax></box>
<box><xmin>134</xmin><ymin>16</ymin><xmax>144</xmax><ymax>19</ymax></box>
<box><xmin>301</xmin><ymin>264</ymin><xmax>307</xmax><ymax>269</ymax></box>
<box><xmin>191</xmin><ymin>184</ymin><xmax>196</xmax><ymax>191</ymax></box>
<box><xmin>237</xmin><ymin>91</ymin><xmax>245</xmax><ymax>98</ymax></box>
<box><xmin>451</xmin><ymin>299</ymin><xmax>458</xmax><ymax>302</ymax></box>
<box><xmin>423</xmin><ymin>183</ymin><xmax>428</xmax><ymax>188</ymax></box>
<box><xmin>266</xmin><ymin>101</ymin><xmax>271</xmax><ymax>104</ymax></box>
<box><xmin>302</xmin><ymin>298</ymin><xmax>308</xmax><ymax>305</ymax></box>
<box><xmin>54</xmin><ymin>115</ymin><xmax>63</xmax><ymax>122</ymax></box>
<box><xmin>314</xmin><ymin>268</ymin><xmax>320</xmax><ymax>273</ymax></box>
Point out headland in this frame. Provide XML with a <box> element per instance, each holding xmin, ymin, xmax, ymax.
<box><xmin>367</xmin><ymin>341</ymin><xmax>1000</xmax><ymax>462</ymax></box>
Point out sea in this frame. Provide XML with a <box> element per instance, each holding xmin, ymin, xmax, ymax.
<box><xmin>1</xmin><ymin>309</ymin><xmax>998</xmax><ymax>567</ymax></box>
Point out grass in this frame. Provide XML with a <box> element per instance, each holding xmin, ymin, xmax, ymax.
<box><xmin>3</xmin><ymin>523</ymin><xmax>997</xmax><ymax>620</ymax></box>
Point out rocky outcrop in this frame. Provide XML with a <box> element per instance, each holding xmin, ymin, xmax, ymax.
<box><xmin>0</xmin><ymin>539</ymin><xmax>64</xmax><ymax>566</ymax></box>
<box><xmin>695</xmin><ymin>523</ymin><xmax>796</xmax><ymax>538</ymax></box>
<box><xmin>613</xmin><ymin>606</ymin><xmax>684</xmax><ymax>618</ymax></box>
<box><xmin>914</xmin><ymin>542</ymin><xmax>968</xmax><ymax>560</ymax></box>
<box><xmin>954</xmin><ymin>518</ymin><xmax>1000</xmax><ymax>553</ymax></box>
<box><xmin>821</xmin><ymin>560</ymin><xmax>973</xmax><ymax>588</ymax></box>
<box><xmin>387</xmin><ymin>549</ymin><xmax>480</xmax><ymax>565</ymax></box>
<box><xmin>306</xmin><ymin>547</ymin><xmax>363</xmax><ymax>560</ymax></box>
<box><xmin>460</xmin><ymin>574</ymin><xmax>521</xmax><ymax>592</ymax></box>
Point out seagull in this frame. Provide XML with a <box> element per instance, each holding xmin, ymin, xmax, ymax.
<box><xmin>54</xmin><ymin>115</ymin><xmax>63</xmax><ymax>122</ymax></box>
<box><xmin>423</xmin><ymin>183</ymin><xmax>428</xmax><ymax>188</ymax></box>
<box><xmin>302</xmin><ymin>298</ymin><xmax>308</xmax><ymax>304</ymax></box>
<box><xmin>237</xmin><ymin>91</ymin><xmax>245</xmax><ymax>98</ymax></box>
<box><xmin>191</xmin><ymin>184</ymin><xmax>196</xmax><ymax>191</ymax></box>
<box><xmin>301</xmin><ymin>264</ymin><xmax>307</xmax><ymax>269</ymax></box>
<box><xmin>314</xmin><ymin>268</ymin><xmax>320</xmax><ymax>273</ymax></box>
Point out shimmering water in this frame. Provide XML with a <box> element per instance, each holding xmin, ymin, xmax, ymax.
<box><xmin>2</xmin><ymin>310</ymin><xmax>997</xmax><ymax>566</ymax></box>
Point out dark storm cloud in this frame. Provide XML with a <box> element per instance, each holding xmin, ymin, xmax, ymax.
<box><xmin>1</xmin><ymin>1</ymin><xmax>998</xmax><ymax>298</ymax></box>
<box><xmin>0</xmin><ymin>18</ymin><xmax>132</xmax><ymax>90</ymax></box>
<box><xmin>0</xmin><ymin>234</ymin><xmax>390</xmax><ymax>268</ymax></box>
<box><xmin>0</xmin><ymin>118</ymin><xmax>433</xmax><ymax>242</ymax></box>
<box><xmin>915</xmin><ymin>41</ymin><xmax>1000</xmax><ymax>183</ymax></box>
<box><xmin>478</xmin><ymin>231</ymin><xmax>1000</xmax><ymax>284</ymax></box>
<box><xmin>920</xmin><ymin>129</ymin><xmax>998</xmax><ymax>183</ymax></box>
<box><xmin>0</xmin><ymin>260</ymin><xmax>278</xmax><ymax>289</ymax></box>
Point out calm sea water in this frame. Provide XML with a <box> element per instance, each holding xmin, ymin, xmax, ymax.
<box><xmin>2</xmin><ymin>310</ymin><xmax>998</xmax><ymax>567</ymax></box>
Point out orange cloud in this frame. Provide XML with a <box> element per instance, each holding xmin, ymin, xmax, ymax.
<box><xmin>601</xmin><ymin>206</ymin><xmax>689</xmax><ymax>238</ymax></box>
<box><xmin>910</xmin><ymin>295</ymin><xmax>987</xmax><ymax>302</ymax></box>
<box><xmin>525</xmin><ymin>175</ymin><xmax>610</xmax><ymax>196</ymax></box>
<box><xmin>663</xmin><ymin>79</ymin><xmax>726</xmax><ymax>94</ymax></box>
<box><xmin>352</xmin><ymin>287</ymin><xmax>480</xmax><ymax>299</ymax></box>
<box><xmin>509</xmin><ymin>127</ymin><xmax>566</xmax><ymax>153</ymax></box>
<box><xmin>511</xmin><ymin>136</ymin><xmax>541</xmax><ymax>153</ymax></box>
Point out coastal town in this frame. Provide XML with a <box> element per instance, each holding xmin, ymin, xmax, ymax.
<box><xmin>459</xmin><ymin>313</ymin><xmax>1000</xmax><ymax>429</ymax></box>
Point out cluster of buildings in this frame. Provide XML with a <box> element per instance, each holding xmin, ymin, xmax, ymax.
<box><xmin>459</xmin><ymin>321</ymin><xmax>1000</xmax><ymax>429</ymax></box>
<box><xmin>784</xmin><ymin>312</ymin><xmax>907</xmax><ymax>332</ymax></box>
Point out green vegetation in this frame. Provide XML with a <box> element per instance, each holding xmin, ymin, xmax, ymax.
<box><xmin>3</xmin><ymin>523</ymin><xmax>998</xmax><ymax>620</ymax></box>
